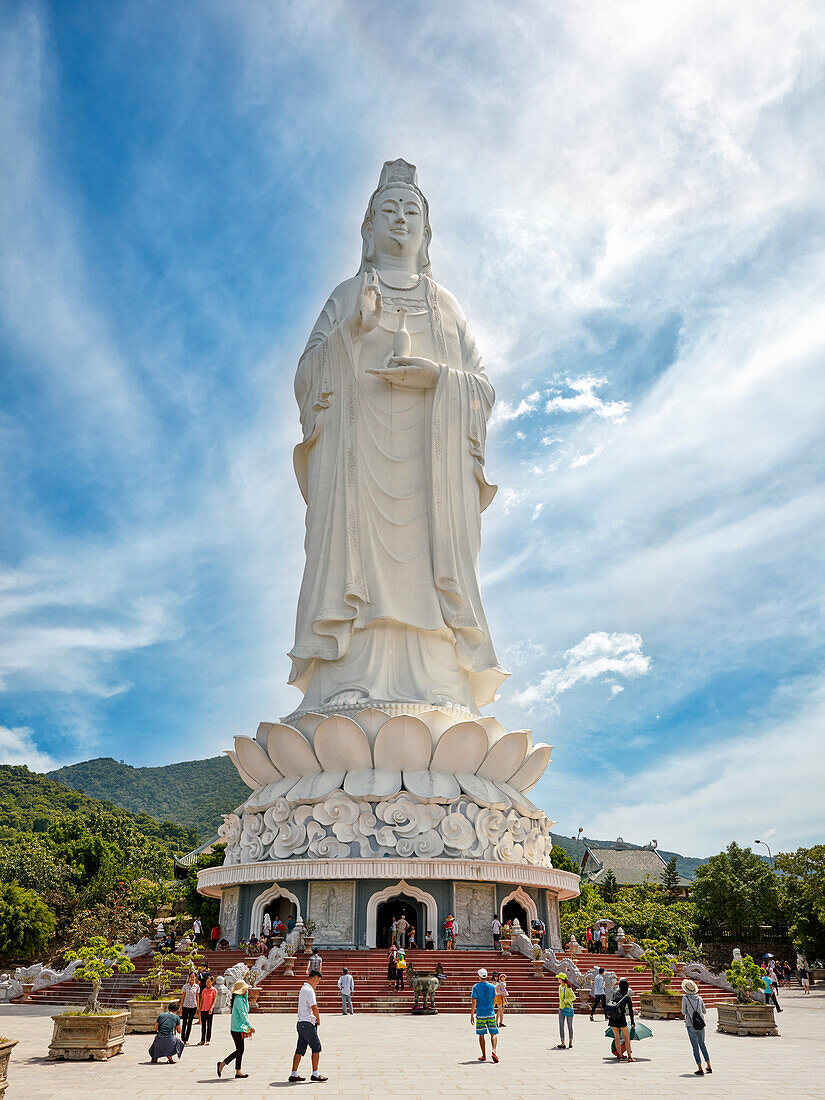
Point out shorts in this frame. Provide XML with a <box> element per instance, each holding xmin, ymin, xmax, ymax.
<box><xmin>475</xmin><ymin>1015</ymin><xmax>499</xmax><ymax>1035</ymax></box>
<box><xmin>295</xmin><ymin>1021</ymin><xmax>322</xmax><ymax>1056</ymax></box>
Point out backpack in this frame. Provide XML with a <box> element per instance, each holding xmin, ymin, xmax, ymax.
<box><xmin>687</xmin><ymin>995</ymin><xmax>705</xmax><ymax>1030</ymax></box>
<box><xmin>604</xmin><ymin>998</ymin><xmax>623</xmax><ymax>1022</ymax></box>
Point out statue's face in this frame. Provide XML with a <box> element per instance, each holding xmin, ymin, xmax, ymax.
<box><xmin>370</xmin><ymin>187</ymin><xmax>425</xmax><ymax>259</ymax></box>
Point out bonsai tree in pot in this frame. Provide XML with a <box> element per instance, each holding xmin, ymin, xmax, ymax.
<box><xmin>634</xmin><ymin>937</ymin><xmax>682</xmax><ymax>1019</ymax></box>
<box><xmin>718</xmin><ymin>954</ymin><xmax>779</xmax><ymax>1036</ymax></box>
<box><xmin>49</xmin><ymin>937</ymin><xmax>134</xmax><ymax>1061</ymax></box>
<box><xmin>129</xmin><ymin>943</ymin><xmax>202</xmax><ymax>1032</ymax></box>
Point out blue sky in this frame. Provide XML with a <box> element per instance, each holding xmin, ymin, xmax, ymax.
<box><xmin>1</xmin><ymin>1</ymin><xmax>824</xmax><ymax>856</ymax></box>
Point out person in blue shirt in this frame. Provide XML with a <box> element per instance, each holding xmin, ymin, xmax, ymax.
<box><xmin>470</xmin><ymin>968</ymin><xmax>499</xmax><ymax>1062</ymax></box>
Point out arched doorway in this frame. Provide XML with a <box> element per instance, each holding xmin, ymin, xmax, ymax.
<box><xmin>263</xmin><ymin>895</ymin><xmax>297</xmax><ymax>930</ymax></box>
<box><xmin>376</xmin><ymin>895</ymin><xmax>424</xmax><ymax>948</ymax></box>
<box><xmin>502</xmin><ymin>898</ymin><xmax>528</xmax><ymax>931</ymax></box>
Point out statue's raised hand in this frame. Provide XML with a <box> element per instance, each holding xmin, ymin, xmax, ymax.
<box><xmin>366</xmin><ymin>355</ymin><xmax>442</xmax><ymax>389</ymax></box>
<box><xmin>348</xmin><ymin>270</ymin><xmax>382</xmax><ymax>339</ymax></box>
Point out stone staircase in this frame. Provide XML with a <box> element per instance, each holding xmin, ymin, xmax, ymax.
<box><xmin>21</xmin><ymin>948</ymin><xmax>733</xmax><ymax>1015</ymax></box>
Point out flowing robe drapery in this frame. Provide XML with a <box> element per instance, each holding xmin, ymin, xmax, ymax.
<box><xmin>289</xmin><ymin>274</ymin><xmax>507</xmax><ymax>712</ymax></box>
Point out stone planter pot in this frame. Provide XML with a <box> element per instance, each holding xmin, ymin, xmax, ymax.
<box><xmin>500</xmin><ymin>939</ymin><xmax>512</xmax><ymax>953</ymax></box>
<box><xmin>48</xmin><ymin>1011</ymin><xmax>129</xmax><ymax>1061</ymax></box>
<box><xmin>531</xmin><ymin>962</ymin><xmax>544</xmax><ymax>979</ymax></box>
<box><xmin>716</xmin><ymin>1002</ymin><xmax>778</xmax><ymax>1036</ymax></box>
<box><xmin>19</xmin><ymin>983</ymin><xmax>34</xmax><ymax>1004</ymax></box>
<box><xmin>248</xmin><ymin>987</ymin><xmax>261</xmax><ymax>1013</ymax></box>
<box><xmin>809</xmin><ymin>968</ymin><xmax>825</xmax><ymax>985</ymax></box>
<box><xmin>0</xmin><ymin>1039</ymin><xmax>18</xmax><ymax>1100</ymax></box>
<box><xmin>640</xmin><ymin>991</ymin><xmax>684</xmax><ymax>1020</ymax></box>
<box><xmin>283</xmin><ymin>961</ymin><xmax>295</xmax><ymax>977</ymax></box>
<box><xmin>127</xmin><ymin>998</ymin><xmax>168</xmax><ymax>1033</ymax></box>
<box><xmin>303</xmin><ymin>937</ymin><xmax>315</xmax><ymax>955</ymax></box>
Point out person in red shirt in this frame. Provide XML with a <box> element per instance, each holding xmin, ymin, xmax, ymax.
<box><xmin>210</xmin><ymin>925</ymin><xmax>221</xmax><ymax>950</ymax></box>
<box><xmin>198</xmin><ymin>976</ymin><xmax>217</xmax><ymax>1045</ymax></box>
<box><xmin>444</xmin><ymin>914</ymin><xmax>456</xmax><ymax>950</ymax></box>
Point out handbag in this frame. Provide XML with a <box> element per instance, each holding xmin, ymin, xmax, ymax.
<box><xmin>561</xmin><ymin>1006</ymin><xmax>575</xmax><ymax>1017</ymax></box>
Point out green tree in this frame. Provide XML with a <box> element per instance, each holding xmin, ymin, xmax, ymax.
<box><xmin>65</xmin><ymin>935</ymin><xmax>135</xmax><ymax>1012</ymax></box>
<box><xmin>692</xmin><ymin>842</ymin><xmax>781</xmax><ymax>937</ymax></box>
<box><xmin>0</xmin><ymin>883</ymin><xmax>57</xmax><ymax>961</ymax></box>
<box><xmin>560</xmin><ymin>880</ymin><xmax>700</xmax><ymax>955</ymax></box>
<box><xmin>775</xmin><ymin>845</ymin><xmax>825</xmax><ymax>961</ymax></box>
<box><xmin>551</xmin><ymin>844</ymin><xmax>579</xmax><ymax>875</ymax></box>
<box><xmin>183</xmin><ymin>844</ymin><xmax>226</xmax><ymax>929</ymax></box>
<box><xmin>661</xmin><ymin>855</ymin><xmax>681</xmax><ymax>897</ymax></box>
<box><xmin>600</xmin><ymin>868</ymin><xmax>619</xmax><ymax>902</ymax></box>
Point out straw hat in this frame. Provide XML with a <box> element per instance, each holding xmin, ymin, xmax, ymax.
<box><xmin>231</xmin><ymin>980</ymin><xmax>250</xmax><ymax>995</ymax></box>
<box><xmin>681</xmin><ymin>978</ymin><xmax>698</xmax><ymax>994</ymax></box>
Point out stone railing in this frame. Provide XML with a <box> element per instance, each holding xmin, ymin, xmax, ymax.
<box><xmin>0</xmin><ymin>936</ymin><xmax>155</xmax><ymax>1002</ymax></box>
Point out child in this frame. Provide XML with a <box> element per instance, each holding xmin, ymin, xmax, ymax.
<box><xmin>495</xmin><ymin>972</ymin><xmax>509</xmax><ymax>1027</ymax></box>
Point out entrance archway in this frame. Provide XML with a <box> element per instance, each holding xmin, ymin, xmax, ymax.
<box><xmin>502</xmin><ymin>898</ymin><xmax>528</xmax><ymax>930</ymax></box>
<box><xmin>376</xmin><ymin>895</ymin><xmax>423</xmax><ymax>948</ymax></box>
<box><xmin>249</xmin><ymin>884</ymin><xmax>302</xmax><ymax>940</ymax></box>
<box><xmin>500</xmin><ymin>886</ymin><xmax>538</xmax><ymax>935</ymax></box>
<box><xmin>365</xmin><ymin>880</ymin><xmax>438</xmax><ymax>948</ymax></box>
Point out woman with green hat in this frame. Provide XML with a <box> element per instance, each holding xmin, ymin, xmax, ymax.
<box><xmin>556</xmin><ymin>973</ymin><xmax>576</xmax><ymax>1049</ymax></box>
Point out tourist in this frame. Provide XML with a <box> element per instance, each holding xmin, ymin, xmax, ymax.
<box><xmin>762</xmin><ymin>968</ymin><xmax>783</xmax><ymax>1012</ymax></box>
<box><xmin>178</xmin><ymin>972</ymin><xmax>200</xmax><ymax>1044</ymax></box>
<box><xmin>197</xmin><ymin>962</ymin><xmax>212</xmax><ymax>990</ymax></box>
<box><xmin>585</xmin><ymin>927</ymin><xmax>593</xmax><ymax>952</ymax></box>
<box><xmin>590</xmin><ymin>967</ymin><xmax>607</xmax><ymax>1020</ymax></box>
<box><xmin>681</xmin><ymin>979</ymin><xmax>712</xmax><ymax>1076</ymax></box>
<box><xmin>470</xmin><ymin>967</ymin><xmax>499</xmax><ymax>1063</ymax></box>
<box><xmin>192</xmin><ymin>916</ymin><xmax>203</xmax><ymax>946</ymax></box>
<box><xmin>396</xmin><ymin>914</ymin><xmax>409</xmax><ymax>948</ymax></box>
<box><xmin>210</xmin><ymin>923</ymin><xmax>221</xmax><ymax>950</ymax></box>
<box><xmin>600</xmin><ymin>926</ymin><xmax>608</xmax><ymax>954</ymax></box>
<box><xmin>217</xmin><ymin>938</ymin><xmax>230</xmax><ymax>951</ymax></box>
<box><xmin>495</xmin><ymin>972</ymin><xmax>508</xmax><ymax>1027</ymax></box>
<box><xmin>289</xmin><ymin>971</ymin><xmax>327</xmax><ymax>1082</ymax></box>
<box><xmin>408</xmin><ymin>923</ymin><xmax>416</xmax><ymax>948</ymax></box>
<box><xmin>286</xmin><ymin>914</ymin><xmax>296</xmax><ymax>934</ymax></box>
<box><xmin>557</xmin><ymin>972</ymin><xmax>575</xmax><ymax>1048</ymax></box>
<box><xmin>338</xmin><ymin>967</ymin><xmax>355</xmax><ymax>1014</ymax></box>
<box><xmin>607</xmin><ymin>978</ymin><xmax>635</xmax><ymax>1061</ymax></box>
<box><xmin>149</xmin><ymin>1000</ymin><xmax>185</xmax><ymax>1063</ymax></box>
<box><xmin>387</xmin><ymin>944</ymin><xmax>398</xmax><ymax>989</ymax></box>
<box><xmin>445</xmin><ymin>914</ymin><xmax>456</xmax><ymax>949</ymax></box>
<box><xmin>531</xmin><ymin>918</ymin><xmax>545</xmax><ymax>948</ymax></box>
<box><xmin>396</xmin><ymin>948</ymin><xmax>407</xmax><ymax>990</ymax></box>
<box><xmin>217</xmin><ymin>979</ymin><xmax>254</xmax><ymax>1079</ymax></box>
<box><xmin>390</xmin><ymin>916</ymin><xmax>398</xmax><ymax>946</ymax></box>
<box><xmin>800</xmin><ymin>964</ymin><xmax>810</xmax><ymax>993</ymax></box>
<box><xmin>492</xmin><ymin>915</ymin><xmax>502</xmax><ymax>952</ymax></box>
<box><xmin>274</xmin><ymin>917</ymin><xmax>286</xmax><ymax>939</ymax></box>
<box><xmin>425</xmin><ymin>929</ymin><xmax>435</xmax><ymax>950</ymax></box>
<box><xmin>198</xmin><ymin>975</ymin><xmax>217</xmax><ymax>1045</ymax></box>
<box><xmin>306</xmin><ymin>947</ymin><xmax>323</xmax><ymax>978</ymax></box>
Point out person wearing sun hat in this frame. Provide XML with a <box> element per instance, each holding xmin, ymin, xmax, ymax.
<box><xmin>217</xmin><ymin>979</ymin><xmax>255</xmax><ymax>1079</ymax></box>
<box><xmin>681</xmin><ymin>978</ymin><xmax>712</xmax><ymax>1076</ymax></box>
<box><xmin>556</xmin><ymin>972</ymin><xmax>576</xmax><ymax>1048</ymax></box>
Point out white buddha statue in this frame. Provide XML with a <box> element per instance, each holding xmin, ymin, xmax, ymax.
<box><xmin>288</xmin><ymin>160</ymin><xmax>507</xmax><ymax>715</ymax></box>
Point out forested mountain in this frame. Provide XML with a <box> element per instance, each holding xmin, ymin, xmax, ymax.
<box><xmin>0</xmin><ymin>765</ymin><xmax>197</xmax><ymax>855</ymax></box>
<box><xmin>49</xmin><ymin>755</ymin><xmax>248</xmax><ymax>841</ymax></box>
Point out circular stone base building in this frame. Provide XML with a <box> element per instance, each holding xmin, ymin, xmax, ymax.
<box><xmin>198</xmin><ymin>706</ymin><xmax>580</xmax><ymax>950</ymax></box>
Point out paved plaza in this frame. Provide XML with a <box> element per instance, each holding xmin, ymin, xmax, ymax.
<box><xmin>3</xmin><ymin>988</ymin><xmax>824</xmax><ymax>1100</ymax></box>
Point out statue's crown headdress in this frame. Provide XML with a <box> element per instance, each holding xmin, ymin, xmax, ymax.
<box><xmin>377</xmin><ymin>159</ymin><xmax>419</xmax><ymax>190</ymax></box>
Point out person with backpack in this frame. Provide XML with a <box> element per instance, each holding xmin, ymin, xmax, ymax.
<box><xmin>681</xmin><ymin>979</ymin><xmax>712</xmax><ymax>1076</ymax></box>
<box><xmin>605</xmin><ymin>978</ymin><xmax>635</xmax><ymax>1061</ymax></box>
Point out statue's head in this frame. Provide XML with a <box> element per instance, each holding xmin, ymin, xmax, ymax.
<box><xmin>359</xmin><ymin>159</ymin><xmax>431</xmax><ymax>273</ymax></box>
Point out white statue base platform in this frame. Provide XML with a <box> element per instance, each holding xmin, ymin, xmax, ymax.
<box><xmin>200</xmin><ymin>706</ymin><xmax>579</xmax><ymax>950</ymax></box>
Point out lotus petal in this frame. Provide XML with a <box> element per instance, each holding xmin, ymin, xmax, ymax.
<box><xmin>455</xmin><ymin>773</ymin><xmax>509</xmax><ymax>808</ymax></box>
<box><xmin>286</xmin><ymin>771</ymin><xmax>346</xmax><ymax>802</ymax></box>
<box><xmin>313</xmin><ymin>715</ymin><xmax>372</xmax><ymax>771</ymax></box>
<box><xmin>402</xmin><ymin>770</ymin><xmax>461</xmax><ymax>801</ymax></box>
<box><xmin>343</xmin><ymin>769</ymin><xmax>402</xmax><ymax>798</ymax></box>
<box><xmin>477</xmin><ymin>731</ymin><xmax>531</xmax><ymax>782</ymax></box>
<box><xmin>266</xmin><ymin>724</ymin><xmax>321</xmax><ymax>777</ymax></box>
<box><xmin>477</xmin><ymin>716</ymin><xmax>507</xmax><ymax>748</ymax></box>
<box><xmin>352</xmin><ymin>708</ymin><xmax>391</xmax><ymax>747</ymax></box>
<box><xmin>255</xmin><ymin>722</ymin><xmax>283</xmax><ymax>765</ymax></box>
<box><xmin>508</xmin><ymin>743</ymin><xmax>553</xmax><ymax>792</ymax></box>
<box><xmin>416</xmin><ymin>709</ymin><xmax>455</xmax><ymax>745</ymax></box>
<box><xmin>225</xmin><ymin>749</ymin><xmax>260</xmax><ymax>791</ymax></box>
<box><xmin>373</xmin><ymin>715</ymin><xmax>432</xmax><ymax>771</ymax></box>
<box><xmin>234</xmin><ymin>736</ymin><xmax>283</xmax><ymax>785</ymax></box>
<box><xmin>430</xmin><ymin>721</ymin><xmax>487</xmax><ymax>775</ymax></box>
<box><xmin>245</xmin><ymin>777</ymin><xmax>300</xmax><ymax>810</ymax></box>
<box><xmin>291</xmin><ymin>712</ymin><xmax>325</xmax><ymax>739</ymax></box>
<box><xmin>496</xmin><ymin>780</ymin><xmax>543</xmax><ymax>818</ymax></box>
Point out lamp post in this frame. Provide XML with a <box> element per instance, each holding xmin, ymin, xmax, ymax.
<box><xmin>755</xmin><ymin>840</ymin><xmax>773</xmax><ymax>867</ymax></box>
<box><xmin>576</xmin><ymin>827</ymin><xmax>584</xmax><ymax>868</ymax></box>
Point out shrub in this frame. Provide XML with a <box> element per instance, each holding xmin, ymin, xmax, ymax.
<box><xmin>725</xmin><ymin>954</ymin><xmax>766</xmax><ymax>1005</ymax></box>
<box><xmin>0</xmin><ymin>883</ymin><xmax>56</xmax><ymax>961</ymax></box>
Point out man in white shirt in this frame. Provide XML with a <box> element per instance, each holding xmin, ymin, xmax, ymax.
<box><xmin>395</xmin><ymin>915</ymin><xmax>408</xmax><ymax>948</ymax></box>
<box><xmin>192</xmin><ymin>917</ymin><xmax>202</xmax><ymax>946</ymax></box>
<box><xmin>590</xmin><ymin>967</ymin><xmax>607</xmax><ymax>1020</ymax></box>
<box><xmin>289</xmin><ymin>973</ymin><xmax>326</xmax><ymax>1082</ymax></box>
<box><xmin>338</xmin><ymin>967</ymin><xmax>355</xmax><ymax>1015</ymax></box>
<box><xmin>491</xmin><ymin>916</ymin><xmax>502</xmax><ymax>952</ymax></box>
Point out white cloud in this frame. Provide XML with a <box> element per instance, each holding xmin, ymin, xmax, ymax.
<box><xmin>489</xmin><ymin>391</ymin><xmax>543</xmax><ymax>428</ymax></box>
<box><xmin>546</xmin><ymin>377</ymin><xmax>630</xmax><ymax>423</ymax></box>
<box><xmin>0</xmin><ymin>725</ymin><xmax>58</xmax><ymax>771</ymax></box>
<box><xmin>569</xmin><ymin>445</ymin><xmax>604</xmax><ymax>469</ymax></box>
<box><xmin>512</xmin><ymin>632</ymin><xmax>651</xmax><ymax>713</ymax></box>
